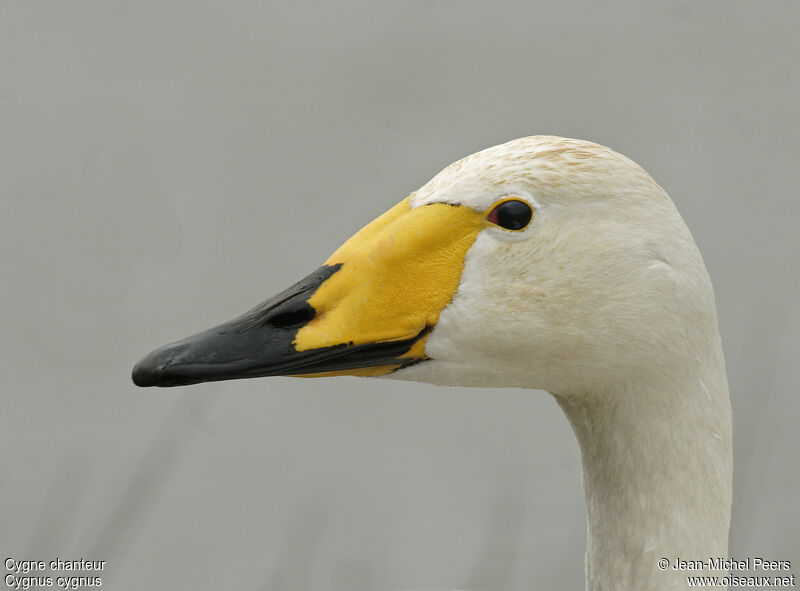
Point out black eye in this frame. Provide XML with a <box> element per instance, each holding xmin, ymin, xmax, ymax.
<box><xmin>487</xmin><ymin>199</ymin><xmax>533</xmax><ymax>230</ymax></box>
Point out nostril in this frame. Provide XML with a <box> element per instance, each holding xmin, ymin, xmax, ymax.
<box><xmin>265</xmin><ymin>305</ymin><xmax>315</xmax><ymax>329</ymax></box>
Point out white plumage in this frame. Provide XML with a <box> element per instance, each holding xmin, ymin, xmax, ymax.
<box><xmin>394</xmin><ymin>137</ymin><xmax>732</xmax><ymax>591</ymax></box>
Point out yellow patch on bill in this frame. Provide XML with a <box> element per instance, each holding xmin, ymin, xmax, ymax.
<box><xmin>293</xmin><ymin>197</ymin><xmax>485</xmax><ymax>366</ymax></box>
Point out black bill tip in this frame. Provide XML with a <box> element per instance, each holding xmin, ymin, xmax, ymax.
<box><xmin>131</xmin><ymin>356</ymin><xmax>161</xmax><ymax>387</ymax></box>
<box><xmin>131</xmin><ymin>341</ymin><xmax>202</xmax><ymax>387</ymax></box>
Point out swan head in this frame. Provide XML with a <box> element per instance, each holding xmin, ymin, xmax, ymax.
<box><xmin>133</xmin><ymin>136</ymin><xmax>717</xmax><ymax>394</ymax></box>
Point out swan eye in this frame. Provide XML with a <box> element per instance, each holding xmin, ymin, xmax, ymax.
<box><xmin>487</xmin><ymin>199</ymin><xmax>533</xmax><ymax>231</ymax></box>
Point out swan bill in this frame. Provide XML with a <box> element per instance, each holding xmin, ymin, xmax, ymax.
<box><xmin>132</xmin><ymin>197</ymin><xmax>485</xmax><ymax>387</ymax></box>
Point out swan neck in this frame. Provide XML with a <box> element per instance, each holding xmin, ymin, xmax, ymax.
<box><xmin>555</xmin><ymin>357</ymin><xmax>732</xmax><ymax>591</ymax></box>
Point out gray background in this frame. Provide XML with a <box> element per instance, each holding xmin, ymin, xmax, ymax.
<box><xmin>1</xmin><ymin>2</ymin><xmax>798</xmax><ymax>590</ymax></box>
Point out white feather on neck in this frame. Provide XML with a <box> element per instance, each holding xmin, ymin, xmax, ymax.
<box><xmin>397</xmin><ymin>346</ymin><xmax>732</xmax><ymax>590</ymax></box>
<box><xmin>555</xmin><ymin>351</ymin><xmax>731</xmax><ymax>591</ymax></box>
